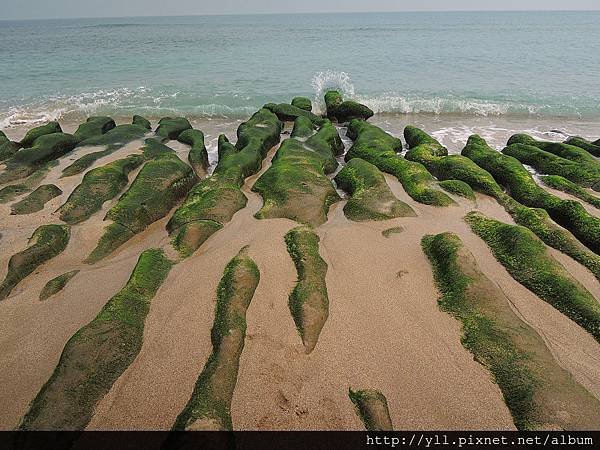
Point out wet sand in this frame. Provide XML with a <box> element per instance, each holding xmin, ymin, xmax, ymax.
<box><xmin>1</xmin><ymin>116</ymin><xmax>600</xmax><ymax>431</ymax></box>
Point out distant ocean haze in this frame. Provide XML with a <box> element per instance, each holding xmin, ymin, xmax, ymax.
<box><xmin>0</xmin><ymin>11</ymin><xmax>599</xmax><ymax>128</ymax></box>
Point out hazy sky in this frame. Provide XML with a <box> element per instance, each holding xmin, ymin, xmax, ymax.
<box><xmin>3</xmin><ymin>0</ymin><xmax>600</xmax><ymax>20</ymax></box>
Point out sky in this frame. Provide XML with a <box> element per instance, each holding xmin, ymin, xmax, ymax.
<box><xmin>2</xmin><ymin>0</ymin><xmax>600</xmax><ymax>20</ymax></box>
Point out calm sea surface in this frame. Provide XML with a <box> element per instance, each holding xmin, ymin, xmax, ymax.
<box><xmin>1</xmin><ymin>11</ymin><xmax>599</xmax><ymax>129</ymax></box>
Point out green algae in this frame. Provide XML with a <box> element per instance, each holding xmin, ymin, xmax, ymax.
<box><xmin>382</xmin><ymin>226</ymin><xmax>404</xmax><ymax>238</ymax></box>
<box><xmin>0</xmin><ymin>224</ymin><xmax>70</xmax><ymax>301</ymax></box>
<box><xmin>349</xmin><ymin>389</ymin><xmax>393</xmax><ymax>431</ymax></box>
<box><xmin>58</xmin><ymin>155</ymin><xmax>144</xmax><ymax>224</ymax></box>
<box><xmin>290</xmin><ymin>115</ymin><xmax>315</xmax><ymax>139</ymax></box>
<box><xmin>542</xmin><ymin>175</ymin><xmax>600</xmax><ymax>209</ymax></box>
<box><xmin>345</xmin><ymin>120</ymin><xmax>454</xmax><ymax>206</ymax></box>
<box><xmin>178</xmin><ymin>128</ymin><xmax>209</xmax><ymax>176</ymax></box>
<box><xmin>19</xmin><ymin>249</ymin><xmax>173</xmax><ymax>430</ymax></box>
<box><xmin>324</xmin><ymin>90</ymin><xmax>374</xmax><ymax>122</ymax></box>
<box><xmin>155</xmin><ymin>117</ymin><xmax>192</xmax><ymax>140</ymax></box>
<box><xmin>141</xmin><ymin>137</ymin><xmax>174</xmax><ymax>159</ymax></box>
<box><xmin>508</xmin><ymin>133</ymin><xmax>600</xmax><ymax>166</ymax></box>
<box><xmin>0</xmin><ymin>160</ymin><xmax>58</xmax><ymax>203</ymax></box>
<box><xmin>132</xmin><ymin>115</ymin><xmax>152</xmax><ymax>130</ymax></box>
<box><xmin>565</xmin><ymin>136</ymin><xmax>600</xmax><ymax>157</ymax></box>
<box><xmin>0</xmin><ymin>139</ymin><xmax>20</xmax><ymax>161</ymax></box>
<box><xmin>20</xmin><ymin>122</ymin><xmax>62</xmax><ymax>148</ymax></box>
<box><xmin>39</xmin><ymin>270</ymin><xmax>80</xmax><ymax>301</ymax></box>
<box><xmin>263</xmin><ymin>102</ymin><xmax>326</xmax><ymax>126</ymax></box>
<box><xmin>439</xmin><ymin>179</ymin><xmax>475</xmax><ymax>200</ymax></box>
<box><xmin>10</xmin><ymin>184</ymin><xmax>62</xmax><ymax>215</ymax></box>
<box><xmin>253</xmin><ymin>118</ymin><xmax>342</xmax><ymax>226</ymax></box>
<box><xmin>423</xmin><ymin>231</ymin><xmax>600</xmax><ymax>430</ymax></box>
<box><xmin>466</xmin><ymin>212</ymin><xmax>600</xmax><ymax>343</ymax></box>
<box><xmin>168</xmin><ymin>108</ymin><xmax>282</xmax><ymax>257</ymax></box>
<box><xmin>463</xmin><ymin>135</ymin><xmax>600</xmax><ymax>255</ymax></box>
<box><xmin>0</xmin><ymin>133</ymin><xmax>78</xmax><ymax>184</ymax></box>
<box><xmin>335</xmin><ymin>157</ymin><xmax>416</xmax><ymax>221</ymax></box>
<box><xmin>172</xmin><ymin>248</ymin><xmax>259</xmax><ymax>431</ymax></box>
<box><xmin>73</xmin><ymin>116</ymin><xmax>115</xmax><ymax>142</ymax></box>
<box><xmin>291</xmin><ymin>96</ymin><xmax>312</xmax><ymax>111</ymax></box>
<box><xmin>87</xmin><ymin>153</ymin><xmax>197</xmax><ymax>263</ymax></box>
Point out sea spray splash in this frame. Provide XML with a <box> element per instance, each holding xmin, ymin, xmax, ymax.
<box><xmin>311</xmin><ymin>71</ymin><xmax>356</xmax><ymax>113</ymax></box>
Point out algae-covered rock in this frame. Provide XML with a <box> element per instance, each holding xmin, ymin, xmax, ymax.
<box><xmin>508</xmin><ymin>133</ymin><xmax>599</xmax><ymax>166</ymax></box>
<box><xmin>466</xmin><ymin>212</ymin><xmax>600</xmax><ymax>344</ymax></box>
<box><xmin>463</xmin><ymin>135</ymin><xmax>600</xmax><ymax>255</ymax></box>
<box><xmin>20</xmin><ymin>249</ymin><xmax>172</xmax><ymax>430</ymax></box>
<box><xmin>290</xmin><ymin>116</ymin><xmax>315</xmax><ymax>139</ymax></box>
<box><xmin>424</xmin><ymin>231</ymin><xmax>600</xmax><ymax>429</ymax></box>
<box><xmin>349</xmin><ymin>389</ymin><xmax>393</xmax><ymax>431</ymax></box>
<box><xmin>0</xmin><ymin>132</ymin><xmax>19</xmax><ymax>161</ymax></box>
<box><xmin>404</xmin><ymin>125</ymin><xmax>447</xmax><ymax>159</ymax></box>
<box><xmin>439</xmin><ymin>179</ymin><xmax>475</xmax><ymax>200</ymax></box>
<box><xmin>0</xmin><ymin>224</ymin><xmax>70</xmax><ymax>301</ymax></box>
<box><xmin>39</xmin><ymin>270</ymin><xmax>79</xmax><ymax>301</ymax></box>
<box><xmin>217</xmin><ymin>134</ymin><xmax>236</xmax><ymax>161</ymax></box>
<box><xmin>178</xmin><ymin>129</ymin><xmax>209</xmax><ymax>176</ymax></box>
<box><xmin>19</xmin><ymin>122</ymin><xmax>62</xmax><ymax>148</ymax></box>
<box><xmin>565</xmin><ymin>136</ymin><xmax>600</xmax><ymax>157</ymax></box>
<box><xmin>73</xmin><ymin>116</ymin><xmax>115</xmax><ymax>142</ymax></box>
<box><xmin>168</xmin><ymin>109</ymin><xmax>282</xmax><ymax>257</ymax></box>
<box><xmin>345</xmin><ymin>120</ymin><xmax>454</xmax><ymax>206</ymax></box>
<box><xmin>335</xmin><ymin>158</ymin><xmax>416</xmax><ymax>221</ymax></box>
<box><xmin>324</xmin><ymin>90</ymin><xmax>373</xmax><ymax>122</ymax></box>
<box><xmin>132</xmin><ymin>114</ymin><xmax>152</xmax><ymax>130</ymax></box>
<box><xmin>542</xmin><ymin>175</ymin><xmax>600</xmax><ymax>209</ymax></box>
<box><xmin>172</xmin><ymin>248</ymin><xmax>258</xmax><ymax>431</ymax></box>
<box><xmin>11</xmin><ymin>184</ymin><xmax>62</xmax><ymax>215</ymax></box>
<box><xmin>141</xmin><ymin>137</ymin><xmax>174</xmax><ymax>159</ymax></box>
<box><xmin>59</xmin><ymin>155</ymin><xmax>144</xmax><ymax>224</ymax></box>
<box><xmin>0</xmin><ymin>133</ymin><xmax>78</xmax><ymax>184</ymax></box>
<box><xmin>155</xmin><ymin>116</ymin><xmax>192</xmax><ymax>140</ymax></box>
<box><xmin>87</xmin><ymin>153</ymin><xmax>197</xmax><ymax>262</ymax></box>
<box><xmin>263</xmin><ymin>102</ymin><xmax>326</xmax><ymax>126</ymax></box>
<box><xmin>291</xmin><ymin>96</ymin><xmax>312</xmax><ymax>111</ymax></box>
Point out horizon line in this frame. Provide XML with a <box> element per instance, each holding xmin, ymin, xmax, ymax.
<box><xmin>2</xmin><ymin>9</ymin><xmax>600</xmax><ymax>22</ymax></box>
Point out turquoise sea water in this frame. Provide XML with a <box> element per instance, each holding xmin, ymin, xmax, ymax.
<box><xmin>1</xmin><ymin>11</ymin><xmax>599</xmax><ymax>128</ymax></box>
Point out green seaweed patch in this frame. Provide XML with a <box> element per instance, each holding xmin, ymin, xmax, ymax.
<box><xmin>19</xmin><ymin>249</ymin><xmax>173</xmax><ymax>430</ymax></box>
<box><xmin>263</xmin><ymin>102</ymin><xmax>326</xmax><ymax>126</ymax></box>
<box><xmin>291</xmin><ymin>96</ymin><xmax>312</xmax><ymax>111</ymax></box>
<box><xmin>439</xmin><ymin>179</ymin><xmax>475</xmax><ymax>200</ymax></box>
<box><xmin>565</xmin><ymin>136</ymin><xmax>600</xmax><ymax>157</ymax></box>
<box><xmin>285</xmin><ymin>226</ymin><xmax>329</xmax><ymax>354</ymax></box>
<box><xmin>178</xmin><ymin>129</ymin><xmax>209</xmax><ymax>176</ymax></box>
<box><xmin>73</xmin><ymin>116</ymin><xmax>115</xmax><ymax>142</ymax></box>
<box><xmin>0</xmin><ymin>139</ymin><xmax>20</xmax><ymax>161</ymax></box>
<box><xmin>39</xmin><ymin>270</ymin><xmax>80</xmax><ymax>301</ymax></box>
<box><xmin>132</xmin><ymin>115</ymin><xmax>152</xmax><ymax>130</ymax></box>
<box><xmin>465</xmin><ymin>212</ymin><xmax>600</xmax><ymax>343</ymax></box>
<box><xmin>0</xmin><ymin>224</ymin><xmax>70</xmax><ymax>301</ymax></box>
<box><xmin>335</xmin><ymin>158</ymin><xmax>416</xmax><ymax>221</ymax></box>
<box><xmin>290</xmin><ymin>116</ymin><xmax>315</xmax><ymax>139</ymax></box>
<box><xmin>0</xmin><ymin>160</ymin><xmax>59</xmax><ymax>203</ymax></box>
<box><xmin>508</xmin><ymin>133</ymin><xmax>600</xmax><ymax>166</ymax></box>
<box><xmin>87</xmin><ymin>153</ymin><xmax>197</xmax><ymax>263</ymax></box>
<box><xmin>382</xmin><ymin>226</ymin><xmax>404</xmax><ymax>238</ymax></box>
<box><xmin>20</xmin><ymin>122</ymin><xmax>62</xmax><ymax>148</ymax></box>
<box><xmin>172</xmin><ymin>248</ymin><xmax>259</xmax><ymax>431</ymax></box>
<box><xmin>542</xmin><ymin>175</ymin><xmax>600</xmax><ymax>209</ymax></box>
<box><xmin>11</xmin><ymin>184</ymin><xmax>62</xmax><ymax>215</ymax></box>
<box><xmin>155</xmin><ymin>117</ymin><xmax>192</xmax><ymax>140</ymax></box>
<box><xmin>58</xmin><ymin>155</ymin><xmax>144</xmax><ymax>224</ymax></box>
<box><xmin>141</xmin><ymin>138</ymin><xmax>174</xmax><ymax>159</ymax></box>
<box><xmin>324</xmin><ymin>90</ymin><xmax>374</xmax><ymax>122</ymax></box>
<box><xmin>345</xmin><ymin>120</ymin><xmax>454</xmax><ymax>207</ymax></box>
<box><xmin>349</xmin><ymin>388</ymin><xmax>393</xmax><ymax>431</ymax></box>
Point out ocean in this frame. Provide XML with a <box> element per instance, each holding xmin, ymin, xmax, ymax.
<box><xmin>1</xmin><ymin>11</ymin><xmax>599</xmax><ymax>141</ymax></box>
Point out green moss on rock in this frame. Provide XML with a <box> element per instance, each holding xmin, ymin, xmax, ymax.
<box><xmin>439</xmin><ymin>179</ymin><xmax>475</xmax><ymax>200</ymax></box>
<box><xmin>508</xmin><ymin>133</ymin><xmax>599</xmax><ymax>166</ymax></box>
<box><xmin>178</xmin><ymin>129</ymin><xmax>209</xmax><ymax>176</ymax></box>
<box><xmin>58</xmin><ymin>155</ymin><xmax>144</xmax><ymax>224</ymax></box>
<box><xmin>11</xmin><ymin>184</ymin><xmax>62</xmax><ymax>215</ymax></box>
<box><xmin>1</xmin><ymin>133</ymin><xmax>78</xmax><ymax>184</ymax></box>
<box><xmin>73</xmin><ymin>116</ymin><xmax>115</xmax><ymax>142</ymax></box>
<box><xmin>155</xmin><ymin>117</ymin><xmax>192</xmax><ymax>140</ymax></box>
<box><xmin>542</xmin><ymin>175</ymin><xmax>600</xmax><ymax>209</ymax></box>
<box><xmin>290</xmin><ymin>116</ymin><xmax>315</xmax><ymax>139</ymax></box>
<box><xmin>345</xmin><ymin>120</ymin><xmax>454</xmax><ymax>206</ymax></box>
<box><xmin>172</xmin><ymin>248</ymin><xmax>259</xmax><ymax>431</ymax></box>
<box><xmin>349</xmin><ymin>389</ymin><xmax>393</xmax><ymax>431</ymax></box>
<box><xmin>423</xmin><ymin>231</ymin><xmax>600</xmax><ymax>429</ymax></box>
<box><xmin>19</xmin><ymin>249</ymin><xmax>172</xmax><ymax>430</ymax></box>
<box><xmin>285</xmin><ymin>227</ymin><xmax>329</xmax><ymax>353</ymax></box>
<box><xmin>324</xmin><ymin>90</ymin><xmax>373</xmax><ymax>122</ymax></box>
<box><xmin>87</xmin><ymin>153</ymin><xmax>197</xmax><ymax>263</ymax></box>
<box><xmin>20</xmin><ymin>122</ymin><xmax>62</xmax><ymax>148</ymax></box>
<box><xmin>253</xmin><ymin>119</ymin><xmax>342</xmax><ymax>226</ymax></box>
<box><xmin>466</xmin><ymin>212</ymin><xmax>600</xmax><ymax>343</ymax></box>
<box><xmin>168</xmin><ymin>109</ymin><xmax>282</xmax><ymax>257</ymax></box>
<box><xmin>335</xmin><ymin>158</ymin><xmax>416</xmax><ymax>221</ymax></box>
<box><xmin>291</xmin><ymin>96</ymin><xmax>312</xmax><ymax>112</ymax></box>
<box><xmin>565</xmin><ymin>136</ymin><xmax>600</xmax><ymax>156</ymax></box>
<box><xmin>263</xmin><ymin>102</ymin><xmax>326</xmax><ymax>126</ymax></box>
<box><xmin>39</xmin><ymin>270</ymin><xmax>80</xmax><ymax>301</ymax></box>
<box><xmin>0</xmin><ymin>224</ymin><xmax>70</xmax><ymax>301</ymax></box>
<box><xmin>141</xmin><ymin>137</ymin><xmax>174</xmax><ymax>159</ymax></box>
<box><xmin>0</xmin><ymin>138</ymin><xmax>20</xmax><ymax>161</ymax></box>
<box><xmin>132</xmin><ymin>115</ymin><xmax>152</xmax><ymax>130</ymax></box>
<box><xmin>463</xmin><ymin>135</ymin><xmax>600</xmax><ymax>255</ymax></box>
